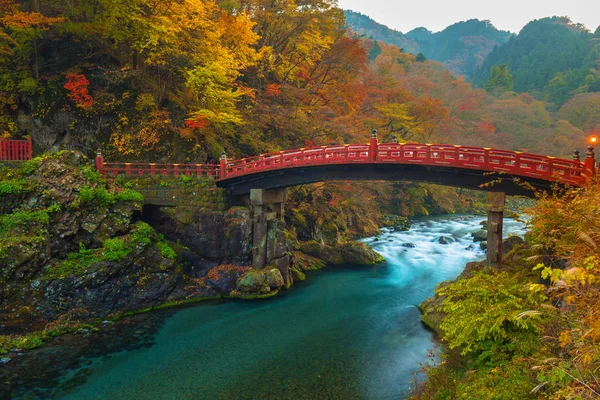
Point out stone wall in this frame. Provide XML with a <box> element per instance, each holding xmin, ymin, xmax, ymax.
<box><xmin>121</xmin><ymin>175</ymin><xmax>227</xmax><ymax>210</ymax></box>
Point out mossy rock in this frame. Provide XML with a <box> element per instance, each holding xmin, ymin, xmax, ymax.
<box><xmin>291</xmin><ymin>266</ymin><xmax>306</xmax><ymax>281</ymax></box>
<box><xmin>236</xmin><ymin>269</ymin><xmax>268</xmax><ymax>294</ymax></box>
<box><xmin>336</xmin><ymin>242</ymin><xmax>384</xmax><ymax>265</ymax></box>
<box><xmin>265</xmin><ymin>268</ymin><xmax>284</xmax><ymax>289</ymax></box>
<box><xmin>292</xmin><ymin>251</ymin><xmax>326</xmax><ymax>271</ymax></box>
<box><xmin>299</xmin><ymin>241</ymin><xmax>344</xmax><ymax>265</ymax></box>
<box><xmin>471</xmin><ymin>230</ymin><xmax>487</xmax><ymax>242</ymax></box>
<box><xmin>418</xmin><ymin>293</ymin><xmax>446</xmax><ymax>336</ymax></box>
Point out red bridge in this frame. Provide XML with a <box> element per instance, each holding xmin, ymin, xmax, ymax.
<box><xmin>95</xmin><ymin>132</ymin><xmax>596</xmax><ymax>267</ymax></box>
<box><xmin>96</xmin><ymin>132</ymin><xmax>596</xmax><ymax>197</ymax></box>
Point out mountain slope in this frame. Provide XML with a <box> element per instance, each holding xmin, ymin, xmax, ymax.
<box><xmin>472</xmin><ymin>17</ymin><xmax>600</xmax><ymax>105</ymax></box>
<box><xmin>344</xmin><ymin>11</ymin><xmax>512</xmax><ymax>77</ymax></box>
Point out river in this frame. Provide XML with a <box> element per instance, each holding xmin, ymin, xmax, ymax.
<box><xmin>9</xmin><ymin>215</ymin><xmax>526</xmax><ymax>400</ymax></box>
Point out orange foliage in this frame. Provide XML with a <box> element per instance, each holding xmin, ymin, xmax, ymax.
<box><xmin>64</xmin><ymin>73</ymin><xmax>94</xmax><ymax>109</ymax></box>
<box><xmin>264</xmin><ymin>83</ymin><xmax>282</xmax><ymax>97</ymax></box>
<box><xmin>478</xmin><ymin>121</ymin><xmax>496</xmax><ymax>134</ymax></box>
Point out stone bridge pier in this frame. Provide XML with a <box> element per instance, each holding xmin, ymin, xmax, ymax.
<box><xmin>486</xmin><ymin>191</ymin><xmax>505</xmax><ymax>267</ymax></box>
<box><xmin>249</xmin><ymin>188</ymin><xmax>288</xmax><ymax>268</ymax></box>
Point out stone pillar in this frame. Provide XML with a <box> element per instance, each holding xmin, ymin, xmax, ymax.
<box><xmin>250</xmin><ymin>188</ymin><xmax>288</xmax><ymax>268</ymax></box>
<box><xmin>486</xmin><ymin>192</ymin><xmax>505</xmax><ymax>267</ymax></box>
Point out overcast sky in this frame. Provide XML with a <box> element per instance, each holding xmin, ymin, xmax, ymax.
<box><xmin>338</xmin><ymin>0</ymin><xmax>600</xmax><ymax>34</ymax></box>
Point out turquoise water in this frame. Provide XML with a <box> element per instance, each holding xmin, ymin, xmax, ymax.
<box><xmin>26</xmin><ymin>215</ymin><xmax>526</xmax><ymax>399</ymax></box>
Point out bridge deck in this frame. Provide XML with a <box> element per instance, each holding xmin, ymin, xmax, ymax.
<box><xmin>97</xmin><ymin>142</ymin><xmax>593</xmax><ymax>197</ymax></box>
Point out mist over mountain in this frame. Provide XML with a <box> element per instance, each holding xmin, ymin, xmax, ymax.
<box><xmin>344</xmin><ymin>10</ymin><xmax>513</xmax><ymax>77</ymax></box>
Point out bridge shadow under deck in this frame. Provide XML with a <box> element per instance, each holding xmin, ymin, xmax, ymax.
<box><xmin>218</xmin><ymin>163</ymin><xmax>566</xmax><ymax>197</ymax></box>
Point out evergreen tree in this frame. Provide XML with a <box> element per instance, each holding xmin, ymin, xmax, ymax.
<box><xmin>484</xmin><ymin>64</ymin><xmax>514</xmax><ymax>95</ymax></box>
<box><xmin>368</xmin><ymin>39</ymin><xmax>382</xmax><ymax>61</ymax></box>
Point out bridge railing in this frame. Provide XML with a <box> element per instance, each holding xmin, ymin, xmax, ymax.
<box><xmin>95</xmin><ymin>141</ymin><xmax>589</xmax><ymax>188</ymax></box>
<box><xmin>221</xmin><ymin>142</ymin><xmax>586</xmax><ymax>186</ymax></box>
<box><xmin>0</xmin><ymin>137</ymin><xmax>32</xmax><ymax>161</ymax></box>
<box><xmin>100</xmin><ymin>161</ymin><xmax>218</xmax><ymax>177</ymax></box>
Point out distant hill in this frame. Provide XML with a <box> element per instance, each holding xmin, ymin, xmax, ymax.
<box><xmin>344</xmin><ymin>11</ymin><xmax>513</xmax><ymax>77</ymax></box>
<box><xmin>472</xmin><ymin>17</ymin><xmax>600</xmax><ymax>105</ymax></box>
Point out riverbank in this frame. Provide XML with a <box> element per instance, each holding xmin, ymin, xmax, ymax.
<box><xmin>411</xmin><ymin>183</ymin><xmax>600</xmax><ymax>399</ymax></box>
<box><xmin>2</xmin><ymin>215</ymin><xmax>525</xmax><ymax>399</ymax></box>
<box><xmin>0</xmin><ymin>152</ymin><xmax>389</xmax><ymax>356</ymax></box>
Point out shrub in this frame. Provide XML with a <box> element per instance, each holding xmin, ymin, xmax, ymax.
<box><xmin>102</xmin><ymin>238</ymin><xmax>131</xmax><ymax>261</ymax></box>
<box><xmin>0</xmin><ymin>178</ymin><xmax>27</xmax><ymax>195</ymax></box>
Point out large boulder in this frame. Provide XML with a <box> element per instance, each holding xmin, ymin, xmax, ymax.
<box><xmin>266</xmin><ymin>268</ymin><xmax>284</xmax><ymax>289</ymax></box>
<box><xmin>236</xmin><ymin>269</ymin><xmax>268</xmax><ymax>294</ymax></box>
<box><xmin>471</xmin><ymin>230</ymin><xmax>487</xmax><ymax>242</ymax></box>
<box><xmin>299</xmin><ymin>241</ymin><xmax>344</xmax><ymax>264</ymax></box>
<box><xmin>338</xmin><ymin>242</ymin><xmax>385</xmax><ymax>265</ymax></box>
<box><xmin>147</xmin><ymin>206</ymin><xmax>252</xmax><ymax>266</ymax></box>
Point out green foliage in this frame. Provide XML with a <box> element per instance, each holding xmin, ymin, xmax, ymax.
<box><xmin>114</xmin><ymin>188</ymin><xmax>144</xmax><ymax>203</ymax></box>
<box><xmin>81</xmin><ymin>166</ymin><xmax>104</xmax><ymax>184</ymax></box>
<box><xmin>156</xmin><ymin>241</ymin><xmax>176</xmax><ymax>259</ymax></box>
<box><xmin>435</xmin><ymin>270</ymin><xmax>547</xmax><ymax>358</ymax></box>
<box><xmin>102</xmin><ymin>238</ymin><xmax>131</xmax><ymax>261</ymax></box>
<box><xmin>474</xmin><ymin>16</ymin><xmax>599</xmax><ymax>104</ymax></box>
<box><xmin>0</xmin><ymin>209</ymin><xmax>49</xmax><ymax>234</ymax></box>
<box><xmin>0</xmin><ymin>178</ymin><xmax>28</xmax><ymax>195</ymax></box>
<box><xmin>45</xmin><ymin>243</ymin><xmax>100</xmax><ymax>279</ymax></box>
<box><xmin>130</xmin><ymin>221</ymin><xmax>154</xmax><ymax>246</ymax></box>
<box><xmin>77</xmin><ymin>186</ymin><xmax>143</xmax><ymax>207</ymax></box>
<box><xmin>484</xmin><ymin>64</ymin><xmax>514</xmax><ymax>95</ymax></box>
<box><xmin>21</xmin><ymin>158</ymin><xmax>42</xmax><ymax>175</ymax></box>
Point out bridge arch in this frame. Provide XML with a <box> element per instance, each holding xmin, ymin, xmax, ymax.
<box><xmin>96</xmin><ymin>135</ymin><xmax>596</xmax><ymax>268</ymax></box>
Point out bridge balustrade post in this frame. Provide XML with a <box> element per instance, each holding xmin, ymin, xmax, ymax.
<box><xmin>486</xmin><ymin>192</ymin><xmax>505</xmax><ymax>267</ymax></box>
<box><xmin>95</xmin><ymin>149</ymin><xmax>105</xmax><ymax>175</ymax></box>
<box><xmin>219</xmin><ymin>150</ymin><xmax>228</xmax><ymax>180</ymax></box>
<box><xmin>369</xmin><ymin>129</ymin><xmax>378</xmax><ymax>161</ymax></box>
<box><xmin>584</xmin><ymin>146</ymin><xmax>596</xmax><ymax>178</ymax></box>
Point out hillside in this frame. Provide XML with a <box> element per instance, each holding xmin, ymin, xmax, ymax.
<box><xmin>344</xmin><ymin>11</ymin><xmax>512</xmax><ymax>77</ymax></box>
<box><xmin>473</xmin><ymin>17</ymin><xmax>600</xmax><ymax>107</ymax></box>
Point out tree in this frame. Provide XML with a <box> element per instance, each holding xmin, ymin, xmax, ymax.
<box><xmin>368</xmin><ymin>39</ymin><xmax>381</xmax><ymax>61</ymax></box>
<box><xmin>484</xmin><ymin>64</ymin><xmax>513</xmax><ymax>95</ymax></box>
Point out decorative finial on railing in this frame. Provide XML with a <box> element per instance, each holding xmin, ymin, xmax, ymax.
<box><xmin>391</xmin><ymin>135</ymin><xmax>398</xmax><ymax>144</ymax></box>
<box><xmin>587</xmin><ymin>146</ymin><xmax>595</xmax><ymax>159</ymax></box>
<box><xmin>584</xmin><ymin>146</ymin><xmax>596</xmax><ymax>178</ymax></box>
<box><xmin>95</xmin><ymin>148</ymin><xmax>105</xmax><ymax>175</ymax></box>
<box><xmin>573</xmin><ymin>150</ymin><xmax>580</xmax><ymax>162</ymax></box>
<box><xmin>220</xmin><ymin>150</ymin><xmax>227</xmax><ymax>160</ymax></box>
<box><xmin>371</xmin><ymin>128</ymin><xmax>377</xmax><ymax>138</ymax></box>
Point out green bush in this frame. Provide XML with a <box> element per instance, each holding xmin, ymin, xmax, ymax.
<box><xmin>114</xmin><ymin>188</ymin><xmax>144</xmax><ymax>202</ymax></box>
<box><xmin>130</xmin><ymin>221</ymin><xmax>154</xmax><ymax>245</ymax></box>
<box><xmin>435</xmin><ymin>270</ymin><xmax>547</xmax><ymax>359</ymax></box>
<box><xmin>45</xmin><ymin>244</ymin><xmax>99</xmax><ymax>279</ymax></box>
<box><xmin>0</xmin><ymin>178</ymin><xmax>28</xmax><ymax>195</ymax></box>
<box><xmin>0</xmin><ymin>210</ymin><xmax>49</xmax><ymax>234</ymax></box>
<box><xmin>102</xmin><ymin>238</ymin><xmax>131</xmax><ymax>261</ymax></box>
<box><xmin>21</xmin><ymin>158</ymin><xmax>42</xmax><ymax>175</ymax></box>
<box><xmin>156</xmin><ymin>241</ymin><xmax>176</xmax><ymax>259</ymax></box>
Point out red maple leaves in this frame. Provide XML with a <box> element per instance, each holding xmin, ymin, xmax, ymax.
<box><xmin>64</xmin><ymin>73</ymin><xmax>94</xmax><ymax>109</ymax></box>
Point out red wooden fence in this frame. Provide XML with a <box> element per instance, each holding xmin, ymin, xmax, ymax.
<box><xmin>0</xmin><ymin>137</ymin><xmax>32</xmax><ymax>161</ymax></box>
